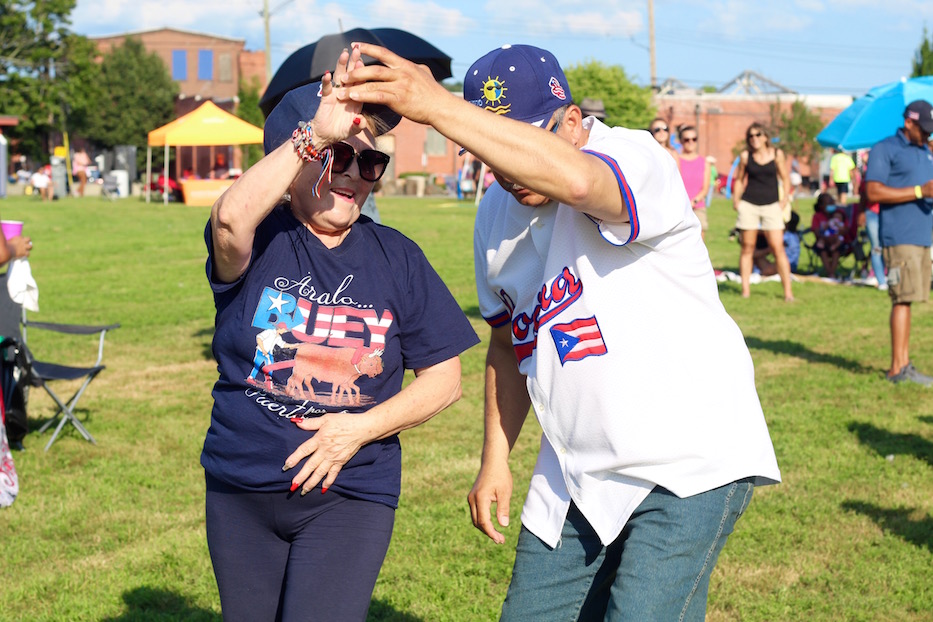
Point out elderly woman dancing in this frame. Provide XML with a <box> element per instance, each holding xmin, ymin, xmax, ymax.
<box><xmin>201</xmin><ymin>47</ymin><xmax>478</xmax><ymax>622</ymax></box>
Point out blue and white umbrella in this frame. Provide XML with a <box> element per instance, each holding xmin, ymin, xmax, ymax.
<box><xmin>816</xmin><ymin>76</ymin><xmax>933</xmax><ymax>150</ymax></box>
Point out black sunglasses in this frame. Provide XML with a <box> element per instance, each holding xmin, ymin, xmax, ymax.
<box><xmin>681</xmin><ymin>136</ymin><xmax>698</xmax><ymax>143</ymax></box>
<box><xmin>650</xmin><ymin>126</ymin><xmax>668</xmax><ymax>134</ymax></box>
<box><xmin>329</xmin><ymin>142</ymin><xmax>390</xmax><ymax>182</ymax></box>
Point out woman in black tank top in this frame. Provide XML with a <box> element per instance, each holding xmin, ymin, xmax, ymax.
<box><xmin>732</xmin><ymin>123</ymin><xmax>794</xmax><ymax>301</ymax></box>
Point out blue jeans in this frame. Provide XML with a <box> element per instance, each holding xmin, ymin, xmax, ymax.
<box><xmin>864</xmin><ymin>210</ymin><xmax>886</xmax><ymax>286</ymax></box>
<box><xmin>500</xmin><ymin>479</ymin><xmax>755</xmax><ymax>622</ymax></box>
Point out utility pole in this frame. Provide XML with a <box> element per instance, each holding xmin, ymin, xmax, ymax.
<box><xmin>648</xmin><ymin>0</ymin><xmax>656</xmax><ymax>90</ymax></box>
<box><xmin>263</xmin><ymin>0</ymin><xmax>272</xmax><ymax>83</ymax></box>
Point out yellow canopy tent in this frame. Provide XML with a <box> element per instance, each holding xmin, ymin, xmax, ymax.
<box><xmin>146</xmin><ymin>100</ymin><xmax>264</xmax><ymax>205</ymax></box>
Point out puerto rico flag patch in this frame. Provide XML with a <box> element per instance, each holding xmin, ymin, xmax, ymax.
<box><xmin>549</xmin><ymin>316</ymin><xmax>607</xmax><ymax>365</ymax></box>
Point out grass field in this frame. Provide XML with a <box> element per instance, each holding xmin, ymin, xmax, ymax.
<box><xmin>0</xmin><ymin>191</ymin><xmax>930</xmax><ymax>621</ymax></box>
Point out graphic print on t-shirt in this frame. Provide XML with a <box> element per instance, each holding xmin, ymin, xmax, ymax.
<box><xmin>244</xmin><ymin>272</ymin><xmax>393</xmax><ymax>415</ymax></box>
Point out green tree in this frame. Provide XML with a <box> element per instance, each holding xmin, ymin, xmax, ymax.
<box><xmin>0</xmin><ymin>0</ymin><xmax>98</xmax><ymax>161</ymax></box>
<box><xmin>237</xmin><ymin>76</ymin><xmax>265</xmax><ymax>168</ymax></box>
<box><xmin>773</xmin><ymin>100</ymin><xmax>825</xmax><ymax>168</ymax></box>
<box><xmin>58</xmin><ymin>34</ymin><xmax>103</xmax><ymax>139</ymax></box>
<box><xmin>911</xmin><ymin>26</ymin><xmax>933</xmax><ymax>77</ymax></box>
<box><xmin>84</xmin><ymin>37</ymin><xmax>177</xmax><ymax>173</ymax></box>
<box><xmin>563</xmin><ymin>60</ymin><xmax>655</xmax><ymax>129</ymax></box>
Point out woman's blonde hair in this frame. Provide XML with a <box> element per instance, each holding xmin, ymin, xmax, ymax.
<box><xmin>364</xmin><ymin>110</ymin><xmax>391</xmax><ymax>138</ymax></box>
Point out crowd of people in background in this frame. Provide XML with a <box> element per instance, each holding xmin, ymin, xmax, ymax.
<box><xmin>652</xmin><ymin>100</ymin><xmax>932</xmax><ymax>390</ymax></box>
<box><xmin>651</xmin><ymin>113</ymin><xmax>896</xmax><ymax>294</ymax></box>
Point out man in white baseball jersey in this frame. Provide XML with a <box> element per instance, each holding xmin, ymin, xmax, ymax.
<box><xmin>345</xmin><ymin>43</ymin><xmax>781</xmax><ymax>622</ymax></box>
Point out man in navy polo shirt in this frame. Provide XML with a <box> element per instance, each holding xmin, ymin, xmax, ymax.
<box><xmin>865</xmin><ymin>100</ymin><xmax>933</xmax><ymax>385</ymax></box>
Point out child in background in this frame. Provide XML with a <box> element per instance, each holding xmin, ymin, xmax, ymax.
<box><xmin>783</xmin><ymin>211</ymin><xmax>801</xmax><ymax>273</ymax></box>
<box><xmin>813</xmin><ymin>195</ymin><xmax>848</xmax><ymax>279</ymax></box>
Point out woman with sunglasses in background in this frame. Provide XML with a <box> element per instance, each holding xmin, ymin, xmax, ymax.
<box><xmin>732</xmin><ymin>122</ymin><xmax>794</xmax><ymax>301</ymax></box>
<box><xmin>202</xmin><ymin>48</ymin><xmax>479</xmax><ymax>622</ymax></box>
<box><xmin>649</xmin><ymin>117</ymin><xmax>680</xmax><ymax>161</ymax></box>
<box><xmin>677</xmin><ymin>125</ymin><xmax>711</xmax><ymax>241</ymax></box>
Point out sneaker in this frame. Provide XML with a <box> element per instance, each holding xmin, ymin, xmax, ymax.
<box><xmin>905</xmin><ymin>363</ymin><xmax>933</xmax><ymax>385</ymax></box>
<box><xmin>864</xmin><ymin>275</ymin><xmax>879</xmax><ymax>287</ymax></box>
<box><xmin>887</xmin><ymin>362</ymin><xmax>933</xmax><ymax>386</ymax></box>
<box><xmin>878</xmin><ymin>283</ymin><xmax>888</xmax><ymax>291</ymax></box>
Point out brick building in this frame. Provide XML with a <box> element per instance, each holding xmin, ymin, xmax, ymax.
<box><xmin>375</xmin><ymin>121</ymin><xmax>462</xmax><ymax>194</ymax></box>
<box><xmin>91</xmin><ymin>28</ymin><xmax>266</xmax><ymax>179</ymax></box>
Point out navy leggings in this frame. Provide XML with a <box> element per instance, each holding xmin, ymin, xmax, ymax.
<box><xmin>205</xmin><ymin>473</ymin><xmax>395</xmax><ymax>622</ymax></box>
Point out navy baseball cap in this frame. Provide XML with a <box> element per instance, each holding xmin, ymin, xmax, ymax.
<box><xmin>263</xmin><ymin>81</ymin><xmax>402</xmax><ymax>155</ymax></box>
<box><xmin>905</xmin><ymin>100</ymin><xmax>933</xmax><ymax>134</ymax></box>
<box><xmin>463</xmin><ymin>44</ymin><xmax>572</xmax><ymax>127</ymax></box>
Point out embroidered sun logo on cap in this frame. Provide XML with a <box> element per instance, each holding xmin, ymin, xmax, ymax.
<box><xmin>482</xmin><ymin>76</ymin><xmax>510</xmax><ymax>115</ymax></box>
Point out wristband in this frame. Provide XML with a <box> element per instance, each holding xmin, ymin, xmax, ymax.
<box><xmin>291</xmin><ymin>121</ymin><xmax>337</xmax><ymax>198</ymax></box>
<box><xmin>291</xmin><ymin>121</ymin><xmax>323</xmax><ymax>163</ymax></box>
<box><xmin>915</xmin><ymin>185</ymin><xmax>923</xmax><ymax>199</ymax></box>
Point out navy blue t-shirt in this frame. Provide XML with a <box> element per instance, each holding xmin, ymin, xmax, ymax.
<box><xmin>865</xmin><ymin>129</ymin><xmax>933</xmax><ymax>247</ymax></box>
<box><xmin>201</xmin><ymin>204</ymin><xmax>479</xmax><ymax>508</ymax></box>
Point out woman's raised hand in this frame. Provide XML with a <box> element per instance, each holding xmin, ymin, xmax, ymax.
<box><xmin>311</xmin><ymin>45</ymin><xmax>368</xmax><ymax>143</ymax></box>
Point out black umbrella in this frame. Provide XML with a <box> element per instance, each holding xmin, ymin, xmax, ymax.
<box><xmin>259</xmin><ymin>27</ymin><xmax>453</xmax><ymax>118</ymax></box>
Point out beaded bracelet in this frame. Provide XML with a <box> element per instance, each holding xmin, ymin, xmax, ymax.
<box><xmin>291</xmin><ymin>121</ymin><xmax>335</xmax><ymax>198</ymax></box>
<box><xmin>291</xmin><ymin>121</ymin><xmax>322</xmax><ymax>163</ymax></box>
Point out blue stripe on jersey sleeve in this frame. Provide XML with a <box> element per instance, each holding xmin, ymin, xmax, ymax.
<box><xmin>583</xmin><ymin>150</ymin><xmax>639</xmax><ymax>244</ymax></box>
<box><xmin>485</xmin><ymin>310</ymin><xmax>511</xmax><ymax>328</ymax></box>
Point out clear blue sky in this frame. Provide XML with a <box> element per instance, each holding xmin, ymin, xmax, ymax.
<box><xmin>73</xmin><ymin>0</ymin><xmax>933</xmax><ymax>97</ymax></box>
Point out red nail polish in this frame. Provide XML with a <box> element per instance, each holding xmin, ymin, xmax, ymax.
<box><xmin>321</xmin><ymin>487</ymin><xmax>328</xmax><ymax>494</ymax></box>
<box><xmin>352</xmin><ymin>117</ymin><xmax>361</xmax><ymax>126</ymax></box>
<box><xmin>290</xmin><ymin>417</ymin><xmax>302</xmax><ymax>423</ymax></box>
<box><xmin>290</xmin><ymin>482</ymin><xmax>299</xmax><ymax>492</ymax></box>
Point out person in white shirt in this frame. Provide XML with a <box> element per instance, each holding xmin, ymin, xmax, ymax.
<box><xmin>30</xmin><ymin>167</ymin><xmax>53</xmax><ymax>201</ymax></box>
<box><xmin>345</xmin><ymin>42</ymin><xmax>781</xmax><ymax>621</ymax></box>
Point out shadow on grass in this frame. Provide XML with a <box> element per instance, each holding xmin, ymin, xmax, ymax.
<box><xmin>919</xmin><ymin>415</ymin><xmax>933</xmax><ymax>425</ymax></box>
<box><xmin>744</xmin><ymin>336</ymin><xmax>875</xmax><ymax>374</ymax></box>
<box><xmin>841</xmin><ymin>501</ymin><xmax>933</xmax><ymax>553</ymax></box>
<box><xmin>847</xmin><ymin>421</ymin><xmax>933</xmax><ymax>468</ymax></box>
<box><xmin>101</xmin><ymin>587</ymin><xmax>221</xmax><ymax>621</ymax></box>
<box><xmin>368</xmin><ymin>599</ymin><xmax>424</xmax><ymax>621</ymax></box>
<box><xmin>23</xmin><ymin>410</ymin><xmax>93</xmax><ymax>448</ymax></box>
<box><xmin>195</xmin><ymin>327</ymin><xmax>214</xmax><ymax>360</ymax></box>
<box><xmin>99</xmin><ymin>589</ymin><xmax>422</xmax><ymax>621</ymax></box>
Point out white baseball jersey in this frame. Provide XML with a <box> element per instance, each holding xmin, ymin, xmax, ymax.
<box><xmin>474</xmin><ymin>118</ymin><xmax>781</xmax><ymax>548</ymax></box>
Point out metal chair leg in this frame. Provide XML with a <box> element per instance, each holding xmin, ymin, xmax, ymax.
<box><xmin>36</xmin><ymin>379</ymin><xmax>99</xmax><ymax>451</ymax></box>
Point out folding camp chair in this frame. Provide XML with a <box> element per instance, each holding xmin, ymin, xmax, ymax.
<box><xmin>21</xmin><ymin>312</ymin><xmax>120</xmax><ymax>451</ymax></box>
<box><xmin>100</xmin><ymin>172</ymin><xmax>120</xmax><ymax>201</ymax></box>
<box><xmin>0</xmin><ymin>272</ymin><xmax>120</xmax><ymax>451</ymax></box>
<box><xmin>799</xmin><ymin>204</ymin><xmax>868</xmax><ymax>278</ymax></box>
